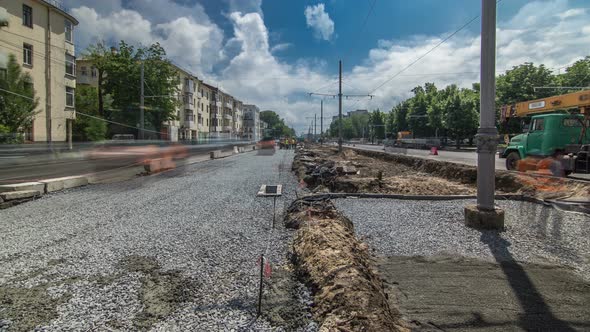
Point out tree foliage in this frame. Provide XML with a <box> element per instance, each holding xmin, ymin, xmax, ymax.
<box><xmin>260</xmin><ymin>110</ymin><xmax>295</xmax><ymax>138</ymax></box>
<box><xmin>73</xmin><ymin>85</ymin><xmax>110</xmax><ymax>141</ymax></box>
<box><xmin>0</xmin><ymin>54</ymin><xmax>39</xmax><ymax>143</ymax></box>
<box><xmin>84</xmin><ymin>41</ymin><xmax>180</xmax><ymax>137</ymax></box>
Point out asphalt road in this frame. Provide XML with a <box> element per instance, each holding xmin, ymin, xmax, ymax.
<box><xmin>349</xmin><ymin>143</ymin><xmax>507</xmax><ymax>170</ymax></box>
<box><xmin>0</xmin><ymin>149</ymin><xmax>313</xmax><ymax>330</ymax></box>
<box><xmin>0</xmin><ymin>142</ymin><xmax>252</xmax><ymax>184</ymax></box>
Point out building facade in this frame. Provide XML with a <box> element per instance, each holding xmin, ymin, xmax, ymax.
<box><xmin>198</xmin><ymin>81</ymin><xmax>211</xmax><ymax>141</ymax></box>
<box><xmin>0</xmin><ymin>0</ymin><xmax>79</xmax><ymax>142</ymax></box>
<box><xmin>243</xmin><ymin>104</ymin><xmax>260</xmax><ymax>141</ymax></box>
<box><xmin>233</xmin><ymin>99</ymin><xmax>243</xmax><ymax>138</ymax></box>
<box><xmin>173</xmin><ymin>67</ymin><xmax>198</xmax><ymax>142</ymax></box>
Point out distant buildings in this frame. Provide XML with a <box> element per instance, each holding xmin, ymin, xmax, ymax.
<box><xmin>243</xmin><ymin>104</ymin><xmax>260</xmax><ymax>141</ymax></box>
<box><xmin>0</xmin><ymin>0</ymin><xmax>79</xmax><ymax>142</ymax></box>
<box><xmin>76</xmin><ymin>58</ymin><xmax>263</xmax><ymax>142</ymax></box>
<box><xmin>332</xmin><ymin>109</ymin><xmax>369</xmax><ymax>122</ymax></box>
<box><xmin>0</xmin><ymin>0</ymin><xmax>264</xmax><ymax>143</ymax></box>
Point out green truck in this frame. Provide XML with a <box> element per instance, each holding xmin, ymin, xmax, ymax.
<box><xmin>501</xmin><ymin>113</ymin><xmax>590</xmax><ymax>174</ymax></box>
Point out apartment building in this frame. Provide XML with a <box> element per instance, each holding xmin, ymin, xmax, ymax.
<box><xmin>243</xmin><ymin>104</ymin><xmax>260</xmax><ymax>141</ymax></box>
<box><xmin>76</xmin><ymin>58</ymin><xmax>98</xmax><ymax>86</ymax></box>
<box><xmin>204</xmin><ymin>83</ymin><xmax>237</xmax><ymax>140</ymax></box>
<box><xmin>0</xmin><ymin>0</ymin><xmax>78</xmax><ymax>142</ymax></box>
<box><xmin>173</xmin><ymin>66</ymin><xmax>198</xmax><ymax>142</ymax></box>
<box><xmin>198</xmin><ymin>81</ymin><xmax>211</xmax><ymax>141</ymax></box>
<box><xmin>222</xmin><ymin>93</ymin><xmax>233</xmax><ymax>137</ymax></box>
<box><xmin>233</xmin><ymin>99</ymin><xmax>243</xmax><ymax>138</ymax></box>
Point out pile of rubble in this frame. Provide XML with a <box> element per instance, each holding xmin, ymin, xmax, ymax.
<box><xmin>285</xmin><ymin>197</ymin><xmax>409</xmax><ymax>332</ymax></box>
<box><xmin>293</xmin><ymin>145</ymin><xmax>477</xmax><ymax>195</ymax></box>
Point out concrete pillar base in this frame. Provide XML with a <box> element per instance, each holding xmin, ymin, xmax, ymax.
<box><xmin>464</xmin><ymin>204</ymin><xmax>505</xmax><ymax>230</ymax></box>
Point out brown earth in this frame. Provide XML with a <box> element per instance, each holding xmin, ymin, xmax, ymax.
<box><xmin>286</xmin><ymin>198</ymin><xmax>410</xmax><ymax>332</ymax></box>
<box><xmin>294</xmin><ymin>144</ymin><xmax>590</xmax><ymax>199</ymax></box>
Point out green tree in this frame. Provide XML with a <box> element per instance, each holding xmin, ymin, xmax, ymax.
<box><xmin>73</xmin><ymin>85</ymin><xmax>109</xmax><ymax>141</ymax></box>
<box><xmin>83</xmin><ymin>41</ymin><xmax>111</xmax><ymax>117</ymax></box>
<box><xmin>260</xmin><ymin>110</ymin><xmax>293</xmax><ymax>137</ymax></box>
<box><xmin>350</xmin><ymin>112</ymin><xmax>369</xmax><ymax>139</ymax></box>
<box><xmin>444</xmin><ymin>88</ymin><xmax>479</xmax><ymax>148</ymax></box>
<box><xmin>406</xmin><ymin>86</ymin><xmax>431</xmax><ymax>137</ymax></box>
<box><xmin>0</xmin><ymin>54</ymin><xmax>39</xmax><ymax>143</ymax></box>
<box><xmin>369</xmin><ymin>109</ymin><xmax>385</xmax><ymax>141</ymax></box>
<box><xmin>329</xmin><ymin>117</ymin><xmax>354</xmax><ymax>139</ymax></box>
<box><xmin>496</xmin><ymin>62</ymin><xmax>555</xmax><ymax>105</ymax></box>
<box><xmin>556</xmin><ymin>56</ymin><xmax>590</xmax><ymax>92</ymax></box>
<box><xmin>103</xmin><ymin>41</ymin><xmax>179</xmax><ymax>136</ymax></box>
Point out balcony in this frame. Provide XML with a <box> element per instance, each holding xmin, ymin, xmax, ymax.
<box><xmin>184</xmin><ymin>102</ymin><xmax>195</xmax><ymax>111</ymax></box>
<box><xmin>184</xmin><ymin>114</ymin><xmax>195</xmax><ymax>128</ymax></box>
<box><xmin>225</xmin><ymin>102</ymin><xmax>232</xmax><ymax>109</ymax></box>
<box><xmin>183</xmin><ymin>93</ymin><xmax>194</xmax><ymax>111</ymax></box>
<box><xmin>184</xmin><ymin>79</ymin><xmax>194</xmax><ymax>93</ymax></box>
<box><xmin>224</xmin><ymin>113</ymin><xmax>232</xmax><ymax>120</ymax></box>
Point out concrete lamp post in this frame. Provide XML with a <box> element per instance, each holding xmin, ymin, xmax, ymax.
<box><xmin>464</xmin><ymin>0</ymin><xmax>505</xmax><ymax>229</ymax></box>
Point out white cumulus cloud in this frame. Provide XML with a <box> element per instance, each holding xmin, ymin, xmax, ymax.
<box><xmin>304</xmin><ymin>4</ymin><xmax>335</xmax><ymax>41</ymax></box>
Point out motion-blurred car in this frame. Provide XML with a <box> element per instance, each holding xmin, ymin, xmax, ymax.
<box><xmin>86</xmin><ymin>139</ymin><xmax>188</xmax><ymax>171</ymax></box>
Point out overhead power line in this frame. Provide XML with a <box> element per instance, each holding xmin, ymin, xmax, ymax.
<box><xmin>0</xmin><ymin>87</ymin><xmax>35</xmax><ymax>101</ymax></box>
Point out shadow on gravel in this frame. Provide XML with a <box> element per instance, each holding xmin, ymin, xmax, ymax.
<box><xmin>480</xmin><ymin>232</ymin><xmax>578</xmax><ymax>332</ymax></box>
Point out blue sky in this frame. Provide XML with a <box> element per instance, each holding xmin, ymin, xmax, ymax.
<box><xmin>65</xmin><ymin>0</ymin><xmax>590</xmax><ymax>134</ymax></box>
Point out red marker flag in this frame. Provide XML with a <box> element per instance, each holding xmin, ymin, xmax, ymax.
<box><xmin>264</xmin><ymin>259</ymin><xmax>272</xmax><ymax>278</ymax></box>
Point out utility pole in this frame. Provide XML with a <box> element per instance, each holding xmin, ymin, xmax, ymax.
<box><xmin>308</xmin><ymin>60</ymin><xmax>373</xmax><ymax>150</ymax></box>
<box><xmin>140</xmin><ymin>62</ymin><xmax>145</xmax><ymax>140</ymax></box>
<box><xmin>338</xmin><ymin>60</ymin><xmax>343</xmax><ymax>152</ymax></box>
<box><xmin>465</xmin><ymin>0</ymin><xmax>504</xmax><ymax>229</ymax></box>
<box><xmin>320</xmin><ymin>100</ymin><xmax>323</xmax><ymax>145</ymax></box>
<box><xmin>314</xmin><ymin>113</ymin><xmax>317</xmax><ymax>140</ymax></box>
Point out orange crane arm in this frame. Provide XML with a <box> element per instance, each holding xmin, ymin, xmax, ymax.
<box><xmin>501</xmin><ymin>90</ymin><xmax>590</xmax><ymax>121</ymax></box>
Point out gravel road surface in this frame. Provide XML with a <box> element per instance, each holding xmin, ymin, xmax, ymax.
<box><xmin>0</xmin><ymin>150</ymin><xmax>311</xmax><ymax>331</ymax></box>
<box><xmin>334</xmin><ymin>198</ymin><xmax>590</xmax><ymax>331</ymax></box>
<box><xmin>334</xmin><ymin>198</ymin><xmax>590</xmax><ymax>279</ymax></box>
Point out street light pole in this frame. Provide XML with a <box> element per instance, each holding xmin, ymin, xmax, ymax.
<box><xmin>338</xmin><ymin>60</ymin><xmax>343</xmax><ymax>152</ymax></box>
<box><xmin>465</xmin><ymin>0</ymin><xmax>504</xmax><ymax>229</ymax></box>
<box><xmin>140</xmin><ymin>62</ymin><xmax>145</xmax><ymax>140</ymax></box>
<box><xmin>320</xmin><ymin>99</ymin><xmax>323</xmax><ymax>145</ymax></box>
<box><xmin>314</xmin><ymin>113</ymin><xmax>317</xmax><ymax>141</ymax></box>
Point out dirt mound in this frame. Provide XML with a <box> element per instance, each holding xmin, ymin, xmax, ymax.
<box><xmin>287</xmin><ymin>198</ymin><xmax>409</xmax><ymax>332</ymax></box>
<box><xmin>294</xmin><ymin>145</ymin><xmax>477</xmax><ymax>196</ymax></box>
<box><xmin>350</xmin><ymin>147</ymin><xmax>590</xmax><ymax>199</ymax></box>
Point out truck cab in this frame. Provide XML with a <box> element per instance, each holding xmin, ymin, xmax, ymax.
<box><xmin>501</xmin><ymin>113</ymin><xmax>589</xmax><ymax>171</ymax></box>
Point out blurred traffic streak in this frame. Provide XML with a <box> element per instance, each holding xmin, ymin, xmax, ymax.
<box><xmin>256</xmin><ymin>137</ymin><xmax>277</xmax><ymax>156</ymax></box>
<box><xmin>0</xmin><ymin>139</ymin><xmax>254</xmax><ymax>183</ymax></box>
<box><xmin>515</xmin><ymin>155</ymin><xmax>568</xmax><ymax>193</ymax></box>
<box><xmin>86</xmin><ymin>140</ymin><xmax>189</xmax><ymax>173</ymax></box>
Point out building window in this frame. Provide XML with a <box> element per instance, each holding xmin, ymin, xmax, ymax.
<box><xmin>66</xmin><ymin>87</ymin><xmax>75</xmax><ymax>107</ymax></box>
<box><xmin>23</xmin><ymin>44</ymin><xmax>33</xmax><ymax>66</ymax></box>
<box><xmin>91</xmin><ymin>67</ymin><xmax>97</xmax><ymax>78</ymax></box>
<box><xmin>80</xmin><ymin>66</ymin><xmax>87</xmax><ymax>76</ymax></box>
<box><xmin>65</xmin><ymin>53</ymin><xmax>75</xmax><ymax>76</ymax></box>
<box><xmin>23</xmin><ymin>5</ymin><xmax>32</xmax><ymax>28</ymax></box>
<box><xmin>65</xmin><ymin>20</ymin><xmax>73</xmax><ymax>43</ymax></box>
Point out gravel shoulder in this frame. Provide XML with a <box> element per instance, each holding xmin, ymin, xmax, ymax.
<box><xmin>0</xmin><ymin>150</ymin><xmax>314</xmax><ymax>331</ymax></box>
<box><xmin>334</xmin><ymin>198</ymin><xmax>590</xmax><ymax>331</ymax></box>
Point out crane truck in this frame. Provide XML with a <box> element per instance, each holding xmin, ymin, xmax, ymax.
<box><xmin>499</xmin><ymin>90</ymin><xmax>590</xmax><ymax>175</ymax></box>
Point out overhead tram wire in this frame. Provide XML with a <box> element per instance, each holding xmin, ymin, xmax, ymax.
<box><xmin>309</xmin><ymin>0</ymin><xmax>378</xmax><ymax>96</ymax></box>
<box><xmin>341</xmin><ymin>0</ymin><xmax>504</xmax><ymax>115</ymax></box>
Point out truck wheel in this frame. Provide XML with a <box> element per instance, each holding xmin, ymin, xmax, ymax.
<box><xmin>506</xmin><ymin>152</ymin><xmax>520</xmax><ymax>170</ymax></box>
